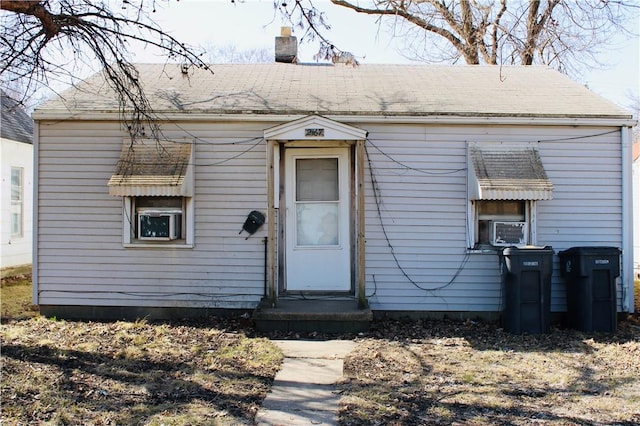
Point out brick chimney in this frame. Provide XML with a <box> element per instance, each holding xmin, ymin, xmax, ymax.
<box><xmin>275</xmin><ymin>27</ymin><xmax>297</xmax><ymax>63</ymax></box>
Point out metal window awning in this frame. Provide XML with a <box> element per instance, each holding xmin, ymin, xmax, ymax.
<box><xmin>468</xmin><ymin>143</ymin><xmax>553</xmax><ymax>200</ymax></box>
<box><xmin>108</xmin><ymin>139</ymin><xmax>193</xmax><ymax>197</ymax></box>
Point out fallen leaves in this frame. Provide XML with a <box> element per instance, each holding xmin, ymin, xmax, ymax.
<box><xmin>339</xmin><ymin>317</ymin><xmax>640</xmax><ymax>425</ymax></box>
<box><xmin>0</xmin><ymin>316</ymin><xmax>282</xmax><ymax>425</ymax></box>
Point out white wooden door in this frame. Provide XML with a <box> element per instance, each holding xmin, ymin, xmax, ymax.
<box><xmin>285</xmin><ymin>148</ymin><xmax>351</xmax><ymax>291</ymax></box>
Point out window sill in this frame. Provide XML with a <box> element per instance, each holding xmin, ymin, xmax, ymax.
<box><xmin>124</xmin><ymin>242</ymin><xmax>194</xmax><ymax>249</ymax></box>
<box><xmin>467</xmin><ymin>247</ymin><xmax>501</xmax><ymax>254</ymax></box>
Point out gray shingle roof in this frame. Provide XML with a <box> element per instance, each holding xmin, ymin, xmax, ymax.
<box><xmin>1</xmin><ymin>91</ymin><xmax>33</xmax><ymax>144</ymax></box>
<box><xmin>36</xmin><ymin>64</ymin><xmax>630</xmax><ymax>119</ymax></box>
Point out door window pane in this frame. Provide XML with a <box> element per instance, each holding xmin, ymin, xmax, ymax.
<box><xmin>296</xmin><ymin>158</ymin><xmax>338</xmax><ymax>201</ymax></box>
<box><xmin>296</xmin><ymin>203</ymin><xmax>339</xmax><ymax>246</ymax></box>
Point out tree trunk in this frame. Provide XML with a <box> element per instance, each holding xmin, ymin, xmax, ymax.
<box><xmin>522</xmin><ymin>0</ymin><xmax>560</xmax><ymax>65</ymax></box>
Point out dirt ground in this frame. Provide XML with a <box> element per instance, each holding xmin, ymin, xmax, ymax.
<box><xmin>339</xmin><ymin>317</ymin><xmax>640</xmax><ymax>425</ymax></box>
<box><xmin>1</xmin><ymin>316</ymin><xmax>282</xmax><ymax>425</ymax></box>
<box><xmin>2</xmin><ymin>277</ymin><xmax>639</xmax><ymax>425</ymax></box>
<box><xmin>336</xmin><ymin>283</ymin><xmax>640</xmax><ymax>425</ymax></box>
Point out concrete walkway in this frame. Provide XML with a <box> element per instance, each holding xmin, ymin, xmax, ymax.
<box><xmin>255</xmin><ymin>340</ymin><xmax>356</xmax><ymax>426</ymax></box>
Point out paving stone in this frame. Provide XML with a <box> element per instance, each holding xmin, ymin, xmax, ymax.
<box><xmin>255</xmin><ymin>340</ymin><xmax>355</xmax><ymax>425</ymax></box>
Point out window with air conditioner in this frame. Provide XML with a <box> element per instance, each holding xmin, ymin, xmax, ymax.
<box><xmin>108</xmin><ymin>138</ymin><xmax>195</xmax><ymax>248</ymax></box>
<box><xmin>466</xmin><ymin>142</ymin><xmax>552</xmax><ymax>251</ymax></box>
<box><xmin>122</xmin><ymin>196</ymin><xmax>193</xmax><ymax>247</ymax></box>
<box><xmin>472</xmin><ymin>200</ymin><xmax>532</xmax><ymax>249</ymax></box>
<box><xmin>137</xmin><ymin>209</ymin><xmax>182</xmax><ymax>240</ymax></box>
<box><xmin>491</xmin><ymin>221</ymin><xmax>527</xmax><ymax>246</ymax></box>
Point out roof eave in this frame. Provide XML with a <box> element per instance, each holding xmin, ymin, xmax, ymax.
<box><xmin>32</xmin><ymin>109</ymin><xmax>636</xmax><ymax>127</ymax></box>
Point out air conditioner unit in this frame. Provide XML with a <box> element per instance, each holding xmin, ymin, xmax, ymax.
<box><xmin>491</xmin><ymin>221</ymin><xmax>527</xmax><ymax>246</ymax></box>
<box><xmin>137</xmin><ymin>209</ymin><xmax>182</xmax><ymax>240</ymax></box>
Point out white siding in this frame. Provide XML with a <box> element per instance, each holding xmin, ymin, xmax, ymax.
<box><xmin>634</xmin><ymin>152</ymin><xmax>640</xmax><ymax>278</ymax></box>
<box><xmin>538</xmin><ymin>128</ymin><xmax>623</xmax><ymax>311</ymax></box>
<box><xmin>1</xmin><ymin>138</ymin><xmax>34</xmax><ymax>268</ymax></box>
<box><xmin>36</xmin><ymin>121</ymin><xmax>268</xmax><ymax>309</ymax></box>
<box><xmin>361</xmin><ymin>124</ymin><xmax>623</xmax><ymax>313</ymax></box>
<box><xmin>36</xmin><ymin>119</ymin><xmax>624</xmax><ymax>314</ymax></box>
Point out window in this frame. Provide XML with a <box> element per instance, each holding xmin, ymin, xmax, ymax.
<box><xmin>467</xmin><ymin>142</ymin><xmax>552</xmax><ymax>250</ymax></box>
<box><xmin>123</xmin><ymin>196</ymin><xmax>194</xmax><ymax>247</ymax></box>
<box><xmin>10</xmin><ymin>167</ymin><xmax>23</xmax><ymax>238</ymax></box>
<box><xmin>108</xmin><ymin>138</ymin><xmax>195</xmax><ymax>248</ymax></box>
<box><xmin>473</xmin><ymin>200</ymin><xmax>531</xmax><ymax>248</ymax></box>
<box><xmin>295</xmin><ymin>158</ymin><xmax>340</xmax><ymax>246</ymax></box>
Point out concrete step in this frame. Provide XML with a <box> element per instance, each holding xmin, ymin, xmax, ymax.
<box><xmin>253</xmin><ymin>298</ymin><xmax>372</xmax><ymax>333</ymax></box>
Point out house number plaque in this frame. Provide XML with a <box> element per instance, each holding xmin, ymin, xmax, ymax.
<box><xmin>305</xmin><ymin>128</ymin><xmax>324</xmax><ymax>137</ymax></box>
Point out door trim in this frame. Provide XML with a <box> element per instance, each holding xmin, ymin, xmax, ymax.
<box><xmin>264</xmin><ymin>115</ymin><xmax>367</xmax><ymax>307</ymax></box>
<box><xmin>284</xmin><ymin>147</ymin><xmax>351</xmax><ymax>292</ymax></box>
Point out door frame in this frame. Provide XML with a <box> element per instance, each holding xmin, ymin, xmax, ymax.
<box><xmin>264</xmin><ymin>115</ymin><xmax>367</xmax><ymax>307</ymax></box>
<box><xmin>284</xmin><ymin>146</ymin><xmax>352</xmax><ymax>293</ymax></box>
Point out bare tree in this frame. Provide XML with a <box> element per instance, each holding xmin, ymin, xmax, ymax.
<box><xmin>1</xmin><ymin>0</ymin><xmax>210</xmax><ymax>136</ymax></box>
<box><xmin>291</xmin><ymin>0</ymin><xmax>638</xmax><ymax>76</ymax></box>
<box><xmin>0</xmin><ymin>0</ymin><xmax>343</xmax><ymax>132</ymax></box>
<box><xmin>204</xmin><ymin>43</ymin><xmax>273</xmax><ymax>64</ymax></box>
<box><xmin>629</xmin><ymin>93</ymin><xmax>640</xmax><ymax>141</ymax></box>
<box><xmin>275</xmin><ymin>0</ymin><xmax>353</xmax><ymax>62</ymax></box>
<box><xmin>3</xmin><ymin>0</ymin><xmax>634</xmax><ymax>133</ymax></box>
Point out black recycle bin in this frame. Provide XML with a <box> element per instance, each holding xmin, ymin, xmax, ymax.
<box><xmin>499</xmin><ymin>246</ymin><xmax>554</xmax><ymax>334</ymax></box>
<box><xmin>558</xmin><ymin>247</ymin><xmax>621</xmax><ymax>332</ymax></box>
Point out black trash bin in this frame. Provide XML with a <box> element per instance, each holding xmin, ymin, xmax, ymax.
<box><xmin>499</xmin><ymin>246</ymin><xmax>554</xmax><ymax>334</ymax></box>
<box><xmin>558</xmin><ymin>246</ymin><xmax>621</xmax><ymax>332</ymax></box>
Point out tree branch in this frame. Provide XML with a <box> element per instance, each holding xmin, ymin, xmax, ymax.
<box><xmin>522</xmin><ymin>0</ymin><xmax>561</xmax><ymax>65</ymax></box>
<box><xmin>1</xmin><ymin>0</ymin><xmax>211</xmax><ymax>139</ymax></box>
<box><xmin>489</xmin><ymin>0</ymin><xmax>507</xmax><ymax>64</ymax></box>
<box><xmin>1</xmin><ymin>0</ymin><xmax>60</xmax><ymax>40</ymax></box>
<box><xmin>330</xmin><ymin>0</ymin><xmax>469</xmax><ymax>61</ymax></box>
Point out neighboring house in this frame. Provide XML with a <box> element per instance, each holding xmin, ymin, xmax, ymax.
<box><xmin>31</xmin><ymin>34</ymin><xmax>635</xmax><ymax>321</ymax></box>
<box><xmin>1</xmin><ymin>91</ymin><xmax>33</xmax><ymax>270</ymax></box>
<box><xmin>633</xmin><ymin>140</ymin><xmax>640</xmax><ymax>279</ymax></box>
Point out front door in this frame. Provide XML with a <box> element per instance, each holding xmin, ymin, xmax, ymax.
<box><xmin>285</xmin><ymin>147</ymin><xmax>351</xmax><ymax>291</ymax></box>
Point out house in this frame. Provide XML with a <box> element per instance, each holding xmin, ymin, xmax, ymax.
<box><xmin>633</xmin><ymin>140</ymin><xmax>640</xmax><ymax>279</ymax></box>
<box><xmin>31</xmin><ymin>33</ymin><xmax>635</xmax><ymax>326</ymax></box>
<box><xmin>1</xmin><ymin>91</ymin><xmax>34</xmax><ymax>271</ymax></box>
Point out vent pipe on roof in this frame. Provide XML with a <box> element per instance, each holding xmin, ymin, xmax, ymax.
<box><xmin>275</xmin><ymin>27</ymin><xmax>297</xmax><ymax>63</ymax></box>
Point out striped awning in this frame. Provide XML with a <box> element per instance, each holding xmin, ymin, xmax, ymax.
<box><xmin>108</xmin><ymin>139</ymin><xmax>193</xmax><ymax>197</ymax></box>
<box><xmin>468</xmin><ymin>143</ymin><xmax>553</xmax><ymax>200</ymax></box>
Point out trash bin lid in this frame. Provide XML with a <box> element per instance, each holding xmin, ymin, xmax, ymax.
<box><xmin>501</xmin><ymin>245</ymin><xmax>554</xmax><ymax>256</ymax></box>
<box><xmin>558</xmin><ymin>246</ymin><xmax>621</xmax><ymax>257</ymax></box>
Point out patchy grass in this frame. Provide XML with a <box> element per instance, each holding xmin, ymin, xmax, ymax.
<box><xmin>1</xmin><ymin>275</ymin><xmax>284</xmax><ymax>425</ymax></box>
<box><xmin>3</xmin><ymin>275</ymin><xmax>639</xmax><ymax>425</ymax></box>
<box><xmin>0</xmin><ymin>272</ymin><xmax>37</xmax><ymax>321</ymax></box>
<box><xmin>339</xmin><ymin>319</ymin><xmax>640</xmax><ymax>425</ymax></box>
<box><xmin>339</xmin><ymin>281</ymin><xmax>640</xmax><ymax>425</ymax></box>
<box><xmin>1</xmin><ymin>317</ymin><xmax>283</xmax><ymax>425</ymax></box>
